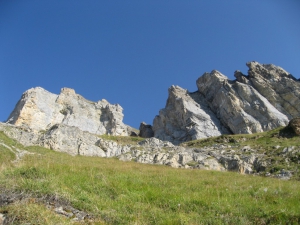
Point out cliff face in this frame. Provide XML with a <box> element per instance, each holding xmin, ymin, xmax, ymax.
<box><xmin>5</xmin><ymin>61</ymin><xmax>300</xmax><ymax>143</ymax></box>
<box><xmin>153</xmin><ymin>62</ymin><xmax>299</xmax><ymax>143</ymax></box>
<box><xmin>2</xmin><ymin>61</ymin><xmax>300</xmax><ymax>179</ymax></box>
<box><xmin>6</xmin><ymin>87</ymin><xmax>129</xmax><ymax>136</ymax></box>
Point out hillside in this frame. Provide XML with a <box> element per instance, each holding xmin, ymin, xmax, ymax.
<box><xmin>1</xmin><ymin>130</ymin><xmax>300</xmax><ymax>224</ymax></box>
<box><xmin>1</xmin><ymin>61</ymin><xmax>300</xmax><ymax>224</ymax></box>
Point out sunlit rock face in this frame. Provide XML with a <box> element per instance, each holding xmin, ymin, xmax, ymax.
<box><xmin>153</xmin><ymin>62</ymin><xmax>299</xmax><ymax>143</ymax></box>
<box><xmin>6</xmin><ymin>87</ymin><xmax>129</xmax><ymax>136</ymax></box>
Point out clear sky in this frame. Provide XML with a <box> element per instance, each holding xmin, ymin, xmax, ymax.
<box><xmin>1</xmin><ymin>1</ymin><xmax>300</xmax><ymax>128</ymax></box>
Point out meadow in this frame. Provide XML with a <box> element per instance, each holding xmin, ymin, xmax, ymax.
<box><xmin>0</xmin><ymin>131</ymin><xmax>300</xmax><ymax>224</ymax></box>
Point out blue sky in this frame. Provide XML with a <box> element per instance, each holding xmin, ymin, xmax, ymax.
<box><xmin>1</xmin><ymin>1</ymin><xmax>300</xmax><ymax>128</ymax></box>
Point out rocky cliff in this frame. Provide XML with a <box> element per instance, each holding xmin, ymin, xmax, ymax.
<box><xmin>6</xmin><ymin>87</ymin><xmax>129</xmax><ymax>136</ymax></box>
<box><xmin>2</xmin><ymin>61</ymin><xmax>300</xmax><ymax>179</ymax></box>
<box><xmin>153</xmin><ymin>62</ymin><xmax>299</xmax><ymax>143</ymax></box>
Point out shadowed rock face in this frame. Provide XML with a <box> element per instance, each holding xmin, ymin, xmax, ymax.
<box><xmin>6</xmin><ymin>87</ymin><xmax>129</xmax><ymax>136</ymax></box>
<box><xmin>139</xmin><ymin>122</ymin><xmax>154</xmax><ymax>138</ymax></box>
<box><xmin>288</xmin><ymin>118</ymin><xmax>300</xmax><ymax>136</ymax></box>
<box><xmin>153</xmin><ymin>62</ymin><xmax>299</xmax><ymax>143</ymax></box>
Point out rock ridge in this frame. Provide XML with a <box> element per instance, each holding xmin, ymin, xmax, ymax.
<box><xmin>6</xmin><ymin>87</ymin><xmax>129</xmax><ymax>136</ymax></box>
<box><xmin>153</xmin><ymin>61</ymin><xmax>299</xmax><ymax>143</ymax></box>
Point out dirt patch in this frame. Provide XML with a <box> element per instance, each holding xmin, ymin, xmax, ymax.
<box><xmin>0</xmin><ymin>190</ymin><xmax>94</xmax><ymax>224</ymax></box>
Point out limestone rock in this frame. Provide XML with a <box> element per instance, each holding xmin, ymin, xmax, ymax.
<box><xmin>139</xmin><ymin>122</ymin><xmax>154</xmax><ymax>138</ymax></box>
<box><xmin>6</xmin><ymin>87</ymin><xmax>63</xmax><ymax>131</ymax></box>
<box><xmin>6</xmin><ymin>87</ymin><xmax>129</xmax><ymax>136</ymax></box>
<box><xmin>152</xmin><ymin>62</ymin><xmax>298</xmax><ymax>143</ymax></box>
<box><xmin>138</xmin><ymin>137</ymin><xmax>174</xmax><ymax>148</ymax></box>
<box><xmin>242</xmin><ymin>61</ymin><xmax>300</xmax><ymax>119</ymax></box>
<box><xmin>197</xmin><ymin>70</ymin><xmax>289</xmax><ymax>134</ymax></box>
<box><xmin>39</xmin><ymin>124</ymin><xmax>130</xmax><ymax>157</ymax></box>
<box><xmin>153</xmin><ymin>85</ymin><xmax>229</xmax><ymax>144</ymax></box>
<box><xmin>0</xmin><ymin>122</ymin><xmax>40</xmax><ymax>146</ymax></box>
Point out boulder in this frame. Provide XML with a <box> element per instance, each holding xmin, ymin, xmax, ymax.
<box><xmin>139</xmin><ymin>122</ymin><xmax>154</xmax><ymax>138</ymax></box>
<box><xmin>288</xmin><ymin>118</ymin><xmax>300</xmax><ymax>135</ymax></box>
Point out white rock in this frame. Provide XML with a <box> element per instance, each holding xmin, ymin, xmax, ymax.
<box><xmin>7</xmin><ymin>87</ymin><xmax>129</xmax><ymax>136</ymax></box>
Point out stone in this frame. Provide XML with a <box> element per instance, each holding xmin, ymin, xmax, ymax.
<box><xmin>197</xmin><ymin>70</ymin><xmax>289</xmax><ymax>134</ymax></box>
<box><xmin>139</xmin><ymin>122</ymin><xmax>154</xmax><ymax>138</ymax></box>
<box><xmin>151</xmin><ymin>61</ymin><xmax>298</xmax><ymax>143</ymax></box>
<box><xmin>138</xmin><ymin>137</ymin><xmax>174</xmax><ymax>148</ymax></box>
<box><xmin>153</xmin><ymin>85</ymin><xmax>229</xmax><ymax>144</ymax></box>
<box><xmin>6</xmin><ymin>87</ymin><xmax>129</xmax><ymax>136</ymax></box>
<box><xmin>239</xmin><ymin>61</ymin><xmax>300</xmax><ymax>119</ymax></box>
<box><xmin>276</xmin><ymin>169</ymin><xmax>292</xmax><ymax>180</ymax></box>
<box><xmin>0</xmin><ymin>213</ymin><xmax>6</xmax><ymax>225</ymax></box>
<box><xmin>39</xmin><ymin>124</ymin><xmax>130</xmax><ymax>157</ymax></box>
<box><xmin>0</xmin><ymin>122</ymin><xmax>40</xmax><ymax>146</ymax></box>
<box><xmin>288</xmin><ymin>118</ymin><xmax>300</xmax><ymax>135</ymax></box>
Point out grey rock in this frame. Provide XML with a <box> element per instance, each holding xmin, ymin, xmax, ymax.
<box><xmin>244</xmin><ymin>61</ymin><xmax>300</xmax><ymax>119</ymax></box>
<box><xmin>39</xmin><ymin>124</ymin><xmax>130</xmax><ymax>157</ymax></box>
<box><xmin>139</xmin><ymin>122</ymin><xmax>154</xmax><ymax>138</ymax></box>
<box><xmin>0</xmin><ymin>122</ymin><xmax>39</xmax><ymax>146</ymax></box>
<box><xmin>282</xmin><ymin>146</ymin><xmax>295</xmax><ymax>154</ymax></box>
<box><xmin>276</xmin><ymin>169</ymin><xmax>293</xmax><ymax>180</ymax></box>
<box><xmin>153</xmin><ymin>85</ymin><xmax>229</xmax><ymax>144</ymax></box>
<box><xmin>138</xmin><ymin>137</ymin><xmax>174</xmax><ymax>148</ymax></box>
<box><xmin>152</xmin><ymin>62</ymin><xmax>298</xmax><ymax>143</ymax></box>
<box><xmin>288</xmin><ymin>118</ymin><xmax>300</xmax><ymax>135</ymax></box>
<box><xmin>197</xmin><ymin>70</ymin><xmax>289</xmax><ymax>134</ymax></box>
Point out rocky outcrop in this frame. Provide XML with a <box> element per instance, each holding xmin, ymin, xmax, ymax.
<box><xmin>197</xmin><ymin>70</ymin><xmax>289</xmax><ymax>134</ymax></box>
<box><xmin>0</xmin><ymin>123</ymin><xmax>40</xmax><ymax>146</ymax></box>
<box><xmin>6</xmin><ymin>87</ymin><xmax>129</xmax><ymax>136</ymax></box>
<box><xmin>235</xmin><ymin>62</ymin><xmax>300</xmax><ymax>119</ymax></box>
<box><xmin>39</xmin><ymin>124</ymin><xmax>131</xmax><ymax>157</ymax></box>
<box><xmin>154</xmin><ymin>62</ymin><xmax>298</xmax><ymax>143</ymax></box>
<box><xmin>153</xmin><ymin>86</ymin><xmax>230</xmax><ymax>144</ymax></box>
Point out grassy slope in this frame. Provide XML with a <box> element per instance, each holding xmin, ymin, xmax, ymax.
<box><xmin>0</xmin><ymin>131</ymin><xmax>300</xmax><ymax>224</ymax></box>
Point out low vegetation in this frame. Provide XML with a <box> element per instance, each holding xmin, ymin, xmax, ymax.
<box><xmin>183</xmin><ymin>126</ymin><xmax>300</xmax><ymax>180</ymax></box>
<box><xmin>99</xmin><ymin>134</ymin><xmax>145</xmax><ymax>145</ymax></box>
<box><xmin>0</xmin><ymin>131</ymin><xmax>300</xmax><ymax>224</ymax></box>
<box><xmin>182</xmin><ymin>126</ymin><xmax>299</xmax><ymax>149</ymax></box>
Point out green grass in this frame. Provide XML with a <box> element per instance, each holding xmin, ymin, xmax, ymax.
<box><xmin>182</xmin><ymin>127</ymin><xmax>300</xmax><ymax>179</ymax></box>
<box><xmin>99</xmin><ymin>134</ymin><xmax>145</xmax><ymax>145</ymax></box>
<box><xmin>182</xmin><ymin>127</ymin><xmax>299</xmax><ymax>149</ymax></box>
<box><xmin>1</xmin><ymin>131</ymin><xmax>300</xmax><ymax>224</ymax></box>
